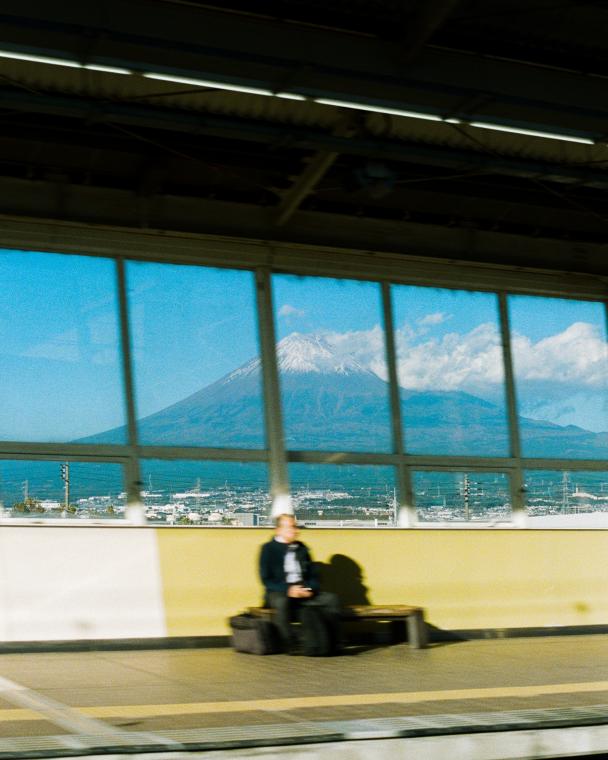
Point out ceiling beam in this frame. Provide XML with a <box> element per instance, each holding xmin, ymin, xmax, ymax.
<box><xmin>2</xmin><ymin>89</ymin><xmax>607</xmax><ymax>190</ymax></box>
<box><xmin>274</xmin><ymin>118</ymin><xmax>360</xmax><ymax>226</ymax></box>
<box><xmin>0</xmin><ymin>175</ymin><xmax>606</xmax><ymax>276</ymax></box>
<box><xmin>274</xmin><ymin>149</ymin><xmax>339</xmax><ymax>227</ymax></box>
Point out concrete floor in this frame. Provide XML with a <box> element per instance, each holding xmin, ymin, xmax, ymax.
<box><xmin>0</xmin><ymin>636</ymin><xmax>607</xmax><ymax>756</ymax></box>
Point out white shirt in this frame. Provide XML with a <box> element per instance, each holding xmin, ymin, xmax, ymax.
<box><xmin>275</xmin><ymin>537</ymin><xmax>303</xmax><ymax>584</ymax></box>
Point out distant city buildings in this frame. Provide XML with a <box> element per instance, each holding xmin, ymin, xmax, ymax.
<box><xmin>3</xmin><ymin>475</ymin><xmax>608</xmax><ymax>526</ymax></box>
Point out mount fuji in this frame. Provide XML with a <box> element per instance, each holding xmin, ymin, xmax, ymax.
<box><xmin>3</xmin><ymin>333</ymin><xmax>606</xmax><ymax>503</ymax></box>
<box><xmin>87</xmin><ymin>332</ymin><xmax>607</xmax><ymax>459</ymax></box>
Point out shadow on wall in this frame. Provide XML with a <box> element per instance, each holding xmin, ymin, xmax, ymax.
<box><xmin>316</xmin><ymin>554</ymin><xmax>370</xmax><ymax>606</ymax></box>
<box><xmin>317</xmin><ymin>553</ymin><xmax>458</xmax><ymax>646</ymax></box>
<box><xmin>318</xmin><ymin>553</ymin><xmax>409</xmax><ymax>645</ymax></box>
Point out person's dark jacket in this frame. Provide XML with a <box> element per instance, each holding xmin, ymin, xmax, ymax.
<box><xmin>259</xmin><ymin>539</ymin><xmax>320</xmax><ymax>596</ymax></box>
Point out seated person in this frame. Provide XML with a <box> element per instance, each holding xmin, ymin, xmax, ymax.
<box><xmin>259</xmin><ymin>513</ymin><xmax>341</xmax><ymax>654</ymax></box>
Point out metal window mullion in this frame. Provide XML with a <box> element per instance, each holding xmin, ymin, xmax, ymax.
<box><xmin>498</xmin><ymin>292</ymin><xmax>525</xmax><ymax>525</ymax></box>
<box><xmin>605</xmin><ymin>299</ymin><xmax>608</xmax><ymax>412</ymax></box>
<box><xmin>135</xmin><ymin>446</ymin><xmax>268</xmax><ymax>462</ymax></box>
<box><xmin>382</xmin><ymin>282</ymin><xmax>414</xmax><ymax>526</ymax></box>
<box><xmin>522</xmin><ymin>458</ymin><xmax>608</xmax><ymax>471</ymax></box>
<box><xmin>10</xmin><ymin>220</ymin><xmax>607</xmax><ymax>300</ymax></box>
<box><xmin>116</xmin><ymin>258</ymin><xmax>142</xmax><ymax>508</ymax></box>
<box><xmin>255</xmin><ymin>267</ymin><xmax>288</xmax><ymax>501</ymax></box>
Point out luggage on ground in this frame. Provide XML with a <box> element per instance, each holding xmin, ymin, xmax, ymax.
<box><xmin>229</xmin><ymin>614</ymin><xmax>281</xmax><ymax>655</ymax></box>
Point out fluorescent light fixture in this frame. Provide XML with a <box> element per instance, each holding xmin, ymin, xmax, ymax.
<box><xmin>0</xmin><ymin>50</ymin><xmax>131</xmax><ymax>74</ymax></box>
<box><xmin>314</xmin><ymin>96</ymin><xmax>596</xmax><ymax>145</ymax></box>
<box><xmin>274</xmin><ymin>92</ymin><xmax>307</xmax><ymax>101</ymax></box>
<box><xmin>83</xmin><ymin>64</ymin><xmax>132</xmax><ymax>75</ymax></box>
<box><xmin>143</xmin><ymin>72</ymin><xmax>274</xmax><ymax>96</ymax></box>
<box><xmin>0</xmin><ymin>48</ymin><xmax>595</xmax><ymax>146</ymax></box>
<box><xmin>0</xmin><ymin>49</ymin><xmax>81</xmax><ymax>68</ymax></box>
<box><xmin>469</xmin><ymin>121</ymin><xmax>595</xmax><ymax>144</ymax></box>
<box><xmin>314</xmin><ymin>97</ymin><xmax>443</xmax><ymax>121</ymax></box>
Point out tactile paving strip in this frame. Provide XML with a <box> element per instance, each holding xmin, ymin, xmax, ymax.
<box><xmin>0</xmin><ymin>703</ymin><xmax>607</xmax><ymax>757</ymax></box>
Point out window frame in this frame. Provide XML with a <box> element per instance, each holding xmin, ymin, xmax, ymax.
<box><xmin>0</xmin><ymin>228</ymin><xmax>605</xmax><ymax>529</ymax></box>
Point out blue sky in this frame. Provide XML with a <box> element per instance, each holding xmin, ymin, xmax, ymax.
<box><xmin>273</xmin><ymin>275</ymin><xmax>383</xmax><ymax>337</ymax></box>
<box><xmin>1</xmin><ymin>251</ymin><xmax>606</xmax><ymax>440</ymax></box>
<box><xmin>392</xmin><ymin>285</ymin><xmax>501</xmax><ymax>335</ymax></box>
<box><xmin>274</xmin><ymin>277</ymin><xmax>503</xmax><ymax>341</ymax></box>
<box><xmin>0</xmin><ymin>250</ymin><xmax>125</xmax><ymax>441</ymax></box>
<box><xmin>127</xmin><ymin>261</ymin><xmax>260</xmax><ymax>418</ymax></box>
<box><xmin>508</xmin><ymin>295</ymin><xmax>607</xmax><ymax>433</ymax></box>
<box><xmin>509</xmin><ymin>294</ymin><xmax>606</xmax><ymax>342</ymax></box>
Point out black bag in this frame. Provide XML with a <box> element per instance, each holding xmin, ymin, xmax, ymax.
<box><xmin>298</xmin><ymin>606</ymin><xmax>330</xmax><ymax>656</ymax></box>
<box><xmin>229</xmin><ymin>614</ymin><xmax>281</xmax><ymax>655</ymax></box>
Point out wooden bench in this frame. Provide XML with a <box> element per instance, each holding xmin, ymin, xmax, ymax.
<box><xmin>248</xmin><ymin>604</ymin><xmax>428</xmax><ymax>649</ymax></box>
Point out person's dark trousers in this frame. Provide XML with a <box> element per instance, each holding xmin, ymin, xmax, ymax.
<box><xmin>306</xmin><ymin>591</ymin><xmax>342</xmax><ymax>654</ymax></box>
<box><xmin>266</xmin><ymin>591</ymin><xmax>342</xmax><ymax>654</ymax></box>
<box><xmin>266</xmin><ymin>591</ymin><xmax>295</xmax><ymax>651</ymax></box>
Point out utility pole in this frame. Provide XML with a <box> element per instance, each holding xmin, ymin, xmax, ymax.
<box><xmin>561</xmin><ymin>472</ymin><xmax>569</xmax><ymax>513</ymax></box>
<box><xmin>60</xmin><ymin>462</ymin><xmax>70</xmax><ymax>510</ymax></box>
<box><xmin>196</xmin><ymin>477</ymin><xmax>202</xmax><ymax>512</ymax></box>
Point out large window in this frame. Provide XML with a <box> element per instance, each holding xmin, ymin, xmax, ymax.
<box><xmin>139</xmin><ymin>460</ymin><xmax>269</xmax><ymax>525</ymax></box>
<box><xmin>0</xmin><ymin>460</ymin><xmax>125</xmax><ymax>520</ymax></box>
<box><xmin>413</xmin><ymin>471</ymin><xmax>511</xmax><ymax>523</ymax></box>
<box><xmin>273</xmin><ymin>274</ymin><xmax>391</xmax><ymax>452</ymax></box>
<box><xmin>392</xmin><ymin>286</ymin><xmax>508</xmax><ymax>456</ymax></box>
<box><xmin>127</xmin><ymin>262</ymin><xmax>265</xmax><ymax>449</ymax></box>
<box><xmin>509</xmin><ymin>296</ymin><xmax>608</xmax><ymax>459</ymax></box>
<box><xmin>524</xmin><ymin>470</ymin><xmax>608</xmax><ymax>525</ymax></box>
<box><xmin>1</xmin><ymin>245</ymin><xmax>606</xmax><ymax>528</ymax></box>
<box><xmin>289</xmin><ymin>464</ymin><xmax>396</xmax><ymax>526</ymax></box>
<box><xmin>0</xmin><ymin>250</ymin><xmax>125</xmax><ymax>442</ymax></box>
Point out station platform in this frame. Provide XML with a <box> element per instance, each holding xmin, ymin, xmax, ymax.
<box><xmin>0</xmin><ymin>635</ymin><xmax>607</xmax><ymax>759</ymax></box>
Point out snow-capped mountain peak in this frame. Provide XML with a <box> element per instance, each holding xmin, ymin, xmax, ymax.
<box><xmin>223</xmin><ymin>332</ymin><xmax>372</xmax><ymax>383</ymax></box>
<box><xmin>277</xmin><ymin>332</ymin><xmax>370</xmax><ymax>375</ymax></box>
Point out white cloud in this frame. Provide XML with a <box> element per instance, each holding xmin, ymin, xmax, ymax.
<box><xmin>394</xmin><ymin>322</ymin><xmax>505</xmax><ymax>396</ymax></box>
<box><xmin>509</xmin><ymin>322</ymin><xmax>608</xmax><ymax>429</ymax></box>
<box><xmin>324</xmin><ymin>325</ymin><xmax>385</xmax><ymax>367</ymax></box>
<box><xmin>416</xmin><ymin>312</ymin><xmax>452</xmax><ymax>327</ymax></box>
<box><xmin>282</xmin><ymin>320</ymin><xmax>606</xmax><ymax>430</ymax></box>
<box><xmin>278</xmin><ymin>304</ymin><xmax>305</xmax><ymax>318</ymax></box>
<box><xmin>511</xmin><ymin>322</ymin><xmax>607</xmax><ymax>386</ymax></box>
<box><xmin>317</xmin><ymin>320</ymin><xmax>607</xmax><ymax>402</ymax></box>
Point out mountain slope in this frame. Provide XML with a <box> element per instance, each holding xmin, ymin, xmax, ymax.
<box><xmin>85</xmin><ymin>332</ymin><xmax>607</xmax><ymax>458</ymax></box>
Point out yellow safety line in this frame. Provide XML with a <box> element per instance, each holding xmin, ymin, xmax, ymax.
<box><xmin>2</xmin><ymin>681</ymin><xmax>608</xmax><ymax>722</ymax></box>
<box><xmin>0</xmin><ymin>709</ymin><xmax>39</xmax><ymax>722</ymax></box>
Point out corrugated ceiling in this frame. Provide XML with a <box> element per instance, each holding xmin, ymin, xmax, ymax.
<box><xmin>1</xmin><ymin>58</ymin><xmax>605</xmax><ymax>170</ymax></box>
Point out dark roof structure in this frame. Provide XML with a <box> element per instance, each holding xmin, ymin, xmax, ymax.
<box><xmin>1</xmin><ymin>0</ymin><xmax>607</xmax><ymax>275</ymax></box>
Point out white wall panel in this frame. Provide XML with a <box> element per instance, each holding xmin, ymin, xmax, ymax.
<box><xmin>0</xmin><ymin>527</ymin><xmax>166</xmax><ymax>641</ymax></box>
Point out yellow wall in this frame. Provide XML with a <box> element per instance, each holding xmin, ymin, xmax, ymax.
<box><xmin>156</xmin><ymin>527</ymin><xmax>608</xmax><ymax>636</ymax></box>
